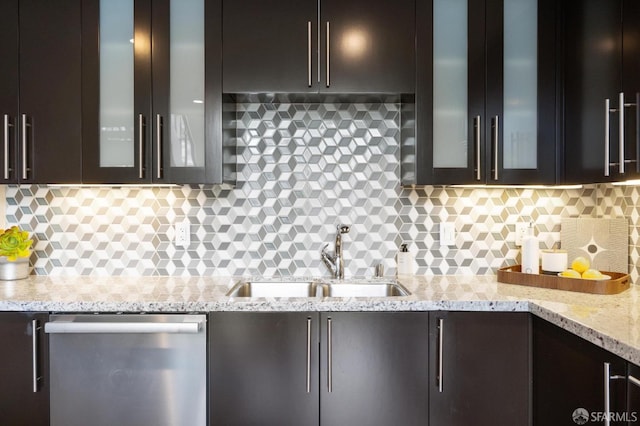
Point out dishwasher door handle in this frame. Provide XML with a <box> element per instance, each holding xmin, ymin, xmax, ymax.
<box><xmin>44</xmin><ymin>321</ymin><xmax>201</xmax><ymax>334</ymax></box>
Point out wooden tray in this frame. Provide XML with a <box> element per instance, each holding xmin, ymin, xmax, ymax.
<box><xmin>497</xmin><ymin>265</ymin><xmax>631</xmax><ymax>295</ymax></box>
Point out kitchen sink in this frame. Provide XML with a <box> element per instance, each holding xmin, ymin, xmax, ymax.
<box><xmin>322</xmin><ymin>281</ymin><xmax>411</xmax><ymax>297</ymax></box>
<box><xmin>226</xmin><ymin>280</ymin><xmax>323</xmax><ymax>298</ymax></box>
<box><xmin>226</xmin><ymin>279</ymin><xmax>411</xmax><ymax>298</ymax></box>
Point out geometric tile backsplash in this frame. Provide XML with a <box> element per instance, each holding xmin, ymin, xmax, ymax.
<box><xmin>4</xmin><ymin>102</ymin><xmax>640</xmax><ymax>281</ymax></box>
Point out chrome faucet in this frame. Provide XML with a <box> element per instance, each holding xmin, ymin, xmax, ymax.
<box><xmin>321</xmin><ymin>224</ymin><xmax>350</xmax><ymax>279</ymax></box>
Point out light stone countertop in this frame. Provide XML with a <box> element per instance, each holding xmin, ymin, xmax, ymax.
<box><xmin>0</xmin><ymin>274</ymin><xmax>639</xmax><ymax>365</ymax></box>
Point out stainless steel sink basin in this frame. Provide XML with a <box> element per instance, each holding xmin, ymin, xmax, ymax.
<box><xmin>322</xmin><ymin>281</ymin><xmax>411</xmax><ymax>297</ymax></box>
<box><xmin>226</xmin><ymin>279</ymin><xmax>411</xmax><ymax>298</ymax></box>
<box><xmin>226</xmin><ymin>281</ymin><xmax>322</xmax><ymax>298</ymax></box>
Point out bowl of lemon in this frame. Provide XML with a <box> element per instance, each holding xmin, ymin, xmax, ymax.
<box><xmin>558</xmin><ymin>256</ymin><xmax>611</xmax><ymax>281</ymax></box>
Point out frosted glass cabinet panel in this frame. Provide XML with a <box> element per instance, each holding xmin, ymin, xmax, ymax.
<box><xmin>411</xmin><ymin>0</ymin><xmax>557</xmax><ymax>185</ymax></box>
<box><xmin>83</xmin><ymin>0</ymin><xmax>224</xmax><ymax>183</ymax></box>
<box><xmin>502</xmin><ymin>0</ymin><xmax>537</xmax><ymax>170</ymax></box>
<box><xmin>99</xmin><ymin>0</ymin><xmax>135</xmax><ymax>168</ymax></box>
<box><xmin>169</xmin><ymin>0</ymin><xmax>205</xmax><ymax>168</ymax></box>
<box><xmin>432</xmin><ymin>0</ymin><xmax>468</xmax><ymax>169</ymax></box>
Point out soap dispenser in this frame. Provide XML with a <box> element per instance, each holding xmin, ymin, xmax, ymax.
<box><xmin>521</xmin><ymin>222</ymin><xmax>540</xmax><ymax>274</ymax></box>
<box><xmin>397</xmin><ymin>243</ymin><xmax>414</xmax><ymax>276</ymax></box>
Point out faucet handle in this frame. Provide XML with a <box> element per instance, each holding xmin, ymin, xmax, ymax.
<box><xmin>338</xmin><ymin>224</ymin><xmax>350</xmax><ymax>234</ymax></box>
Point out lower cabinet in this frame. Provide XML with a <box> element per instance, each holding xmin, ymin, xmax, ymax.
<box><xmin>533</xmin><ymin>316</ymin><xmax>628</xmax><ymax>425</ymax></box>
<box><xmin>210</xmin><ymin>312</ymin><xmax>320</xmax><ymax>426</ymax></box>
<box><xmin>319</xmin><ymin>312</ymin><xmax>429</xmax><ymax>426</ymax></box>
<box><xmin>0</xmin><ymin>312</ymin><xmax>48</xmax><ymax>425</ymax></box>
<box><xmin>428</xmin><ymin>311</ymin><xmax>531</xmax><ymax>426</ymax></box>
<box><xmin>210</xmin><ymin>312</ymin><xmax>429</xmax><ymax>426</ymax></box>
<box><xmin>627</xmin><ymin>364</ymin><xmax>640</xmax><ymax>424</ymax></box>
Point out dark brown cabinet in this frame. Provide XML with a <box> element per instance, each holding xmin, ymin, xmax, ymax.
<box><xmin>409</xmin><ymin>0</ymin><xmax>558</xmax><ymax>185</ymax></box>
<box><xmin>82</xmin><ymin>0</ymin><xmax>227</xmax><ymax>184</ymax></box>
<box><xmin>563</xmin><ymin>0</ymin><xmax>640</xmax><ymax>184</ymax></box>
<box><xmin>210</xmin><ymin>312</ymin><xmax>320</xmax><ymax>426</ymax></box>
<box><xmin>222</xmin><ymin>0</ymin><xmax>415</xmax><ymax>94</ymax></box>
<box><xmin>210</xmin><ymin>312</ymin><xmax>429</xmax><ymax>426</ymax></box>
<box><xmin>429</xmin><ymin>311</ymin><xmax>531</xmax><ymax>426</ymax></box>
<box><xmin>627</xmin><ymin>364</ymin><xmax>640</xmax><ymax>423</ymax></box>
<box><xmin>319</xmin><ymin>312</ymin><xmax>429</xmax><ymax>426</ymax></box>
<box><xmin>0</xmin><ymin>312</ymin><xmax>48</xmax><ymax>425</ymax></box>
<box><xmin>533</xmin><ymin>316</ymin><xmax>628</xmax><ymax>425</ymax></box>
<box><xmin>0</xmin><ymin>0</ymin><xmax>82</xmax><ymax>184</ymax></box>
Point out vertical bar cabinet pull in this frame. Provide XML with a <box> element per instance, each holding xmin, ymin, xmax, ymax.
<box><xmin>605</xmin><ymin>98</ymin><xmax>611</xmax><ymax>176</ymax></box>
<box><xmin>327</xmin><ymin>316</ymin><xmax>332</xmax><ymax>392</ymax></box>
<box><xmin>3</xmin><ymin>114</ymin><xmax>11</xmax><ymax>180</ymax></box>
<box><xmin>437</xmin><ymin>318</ymin><xmax>444</xmax><ymax>393</ymax></box>
<box><xmin>138</xmin><ymin>114</ymin><xmax>145</xmax><ymax>179</ymax></box>
<box><xmin>326</xmin><ymin>21</ymin><xmax>330</xmax><ymax>87</ymax></box>
<box><xmin>619</xmin><ymin>92</ymin><xmax>625</xmax><ymax>174</ymax></box>
<box><xmin>156</xmin><ymin>114</ymin><xmax>163</xmax><ymax>180</ymax></box>
<box><xmin>306</xmin><ymin>317</ymin><xmax>312</xmax><ymax>393</ymax></box>
<box><xmin>32</xmin><ymin>319</ymin><xmax>40</xmax><ymax>392</ymax></box>
<box><xmin>21</xmin><ymin>114</ymin><xmax>29</xmax><ymax>180</ymax></box>
<box><xmin>474</xmin><ymin>115</ymin><xmax>481</xmax><ymax>181</ymax></box>
<box><xmin>492</xmin><ymin>115</ymin><xmax>499</xmax><ymax>181</ymax></box>
<box><xmin>307</xmin><ymin>21</ymin><xmax>312</xmax><ymax>87</ymax></box>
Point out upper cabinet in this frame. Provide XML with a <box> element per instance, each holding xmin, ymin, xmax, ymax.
<box><xmin>0</xmin><ymin>0</ymin><xmax>82</xmax><ymax>184</ymax></box>
<box><xmin>407</xmin><ymin>0</ymin><xmax>559</xmax><ymax>185</ymax></box>
<box><xmin>82</xmin><ymin>0</ymin><xmax>228</xmax><ymax>184</ymax></box>
<box><xmin>222</xmin><ymin>0</ymin><xmax>415</xmax><ymax>94</ymax></box>
<box><xmin>563</xmin><ymin>0</ymin><xmax>640</xmax><ymax>184</ymax></box>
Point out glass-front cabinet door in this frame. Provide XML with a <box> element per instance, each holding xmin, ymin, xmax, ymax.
<box><xmin>485</xmin><ymin>0</ymin><xmax>557</xmax><ymax>184</ymax></box>
<box><xmin>83</xmin><ymin>0</ymin><xmax>220</xmax><ymax>184</ymax></box>
<box><xmin>414</xmin><ymin>0</ymin><xmax>557</xmax><ymax>185</ymax></box>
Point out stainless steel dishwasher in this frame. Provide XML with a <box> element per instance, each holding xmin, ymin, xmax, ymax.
<box><xmin>45</xmin><ymin>313</ymin><xmax>207</xmax><ymax>426</ymax></box>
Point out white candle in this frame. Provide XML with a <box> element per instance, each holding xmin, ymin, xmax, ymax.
<box><xmin>541</xmin><ymin>249</ymin><xmax>568</xmax><ymax>273</ymax></box>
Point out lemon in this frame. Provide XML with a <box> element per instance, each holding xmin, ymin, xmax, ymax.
<box><xmin>559</xmin><ymin>269</ymin><xmax>581</xmax><ymax>279</ymax></box>
<box><xmin>571</xmin><ymin>256</ymin><xmax>591</xmax><ymax>274</ymax></box>
<box><xmin>582</xmin><ymin>269</ymin><xmax>603</xmax><ymax>280</ymax></box>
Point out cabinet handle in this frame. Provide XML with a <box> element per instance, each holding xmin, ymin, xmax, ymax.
<box><xmin>636</xmin><ymin>93</ymin><xmax>640</xmax><ymax>173</ymax></box>
<box><xmin>604</xmin><ymin>362</ymin><xmax>626</xmax><ymax>426</ymax></box>
<box><xmin>619</xmin><ymin>92</ymin><xmax>625</xmax><ymax>174</ymax></box>
<box><xmin>138</xmin><ymin>114</ymin><xmax>145</xmax><ymax>179</ymax></box>
<box><xmin>32</xmin><ymin>319</ymin><xmax>40</xmax><ymax>393</ymax></box>
<box><xmin>437</xmin><ymin>318</ymin><xmax>444</xmax><ymax>393</ymax></box>
<box><xmin>327</xmin><ymin>316</ymin><xmax>332</xmax><ymax>392</ymax></box>
<box><xmin>21</xmin><ymin>114</ymin><xmax>29</xmax><ymax>180</ymax></box>
<box><xmin>3</xmin><ymin>114</ymin><xmax>12</xmax><ymax>180</ymax></box>
<box><xmin>630</xmin><ymin>375</ymin><xmax>640</xmax><ymax>388</ymax></box>
<box><xmin>492</xmin><ymin>115</ymin><xmax>499</xmax><ymax>181</ymax></box>
<box><xmin>307</xmin><ymin>21</ymin><xmax>312</xmax><ymax>87</ymax></box>
<box><xmin>306</xmin><ymin>317</ymin><xmax>312</xmax><ymax>393</ymax></box>
<box><xmin>326</xmin><ymin>21</ymin><xmax>330</xmax><ymax>87</ymax></box>
<box><xmin>474</xmin><ymin>115</ymin><xmax>481</xmax><ymax>181</ymax></box>
<box><xmin>605</xmin><ymin>98</ymin><xmax>611</xmax><ymax>176</ymax></box>
<box><xmin>156</xmin><ymin>114</ymin><xmax>163</xmax><ymax>180</ymax></box>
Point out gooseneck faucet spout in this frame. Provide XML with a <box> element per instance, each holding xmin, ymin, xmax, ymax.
<box><xmin>321</xmin><ymin>224</ymin><xmax>350</xmax><ymax>279</ymax></box>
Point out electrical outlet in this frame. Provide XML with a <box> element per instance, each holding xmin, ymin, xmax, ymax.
<box><xmin>175</xmin><ymin>220</ymin><xmax>191</xmax><ymax>248</ymax></box>
<box><xmin>439</xmin><ymin>223</ymin><xmax>456</xmax><ymax>247</ymax></box>
<box><xmin>515</xmin><ymin>222</ymin><xmax>529</xmax><ymax>247</ymax></box>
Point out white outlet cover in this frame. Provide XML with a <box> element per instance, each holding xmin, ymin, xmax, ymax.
<box><xmin>175</xmin><ymin>220</ymin><xmax>191</xmax><ymax>248</ymax></box>
<box><xmin>439</xmin><ymin>223</ymin><xmax>456</xmax><ymax>247</ymax></box>
<box><xmin>515</xmin><ymin>223</ymin><xmax>529</xmax><ymax>247</ymax></box>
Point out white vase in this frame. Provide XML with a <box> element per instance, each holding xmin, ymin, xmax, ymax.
<box><xmin>0</xmin><ymin>257</ymin><xmax>30</xmax><ymax>280</ymax></box>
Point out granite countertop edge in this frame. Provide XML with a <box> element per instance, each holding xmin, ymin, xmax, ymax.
<box><xmin>0</xmin><ymin>274</ymin><xmax>638</xmax><ymax>364</ymax></box>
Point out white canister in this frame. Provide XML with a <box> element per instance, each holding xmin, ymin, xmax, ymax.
<box><xmin>541</xmin><ymin>249</ymin><xmax>568</xmax><ymax>274</ymax></box>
